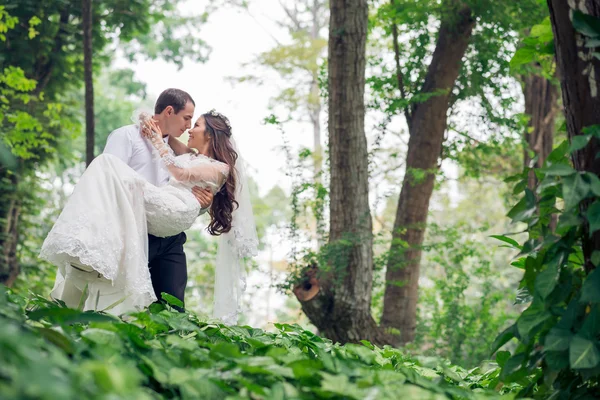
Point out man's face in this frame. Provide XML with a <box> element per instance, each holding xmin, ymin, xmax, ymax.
<box><xmin>164</xmin><ymin>101</ymin><xmax>195</xmax><ymax>137</ymax></box>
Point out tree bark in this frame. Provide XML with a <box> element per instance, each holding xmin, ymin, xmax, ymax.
<box><xmin>0</xmin><ymin>171</ymin><xmax>21</xmax><ymax>286</ymax></box>
<box><xmin>523</xmin><ymin>71</ymin><xmax>559</xmax><ymax>189</ymax></box>
<box><xmin>380</xmin><ymin>4</ymin><xmax>475</xmax><ymax>345</ymax></box>
<box><xmin>294</xmin><ymin>0</ymin><xmax>389</xmax><ymax>345</ymax></box>
<box><xmin>548</xmin><ymin>0</ymin><xmax>600</xmax><ymax>273</ymax></box>
<box><xmin>83</xmin><ymin>0</ymin><xmax>95</xmax><ymax>167</ymax></box>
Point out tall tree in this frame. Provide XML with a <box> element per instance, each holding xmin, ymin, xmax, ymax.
<box><xmin>82</xmin><ymin>0</ymin><xmax>94</xmax><ymax>167</ymax></box>
<box><xmin>380</xmin><ymin>1</ymin><xmax>476</xmax><ymax>345</ymax></box>
<box><xmin>0</xmin><ymin>0</ymin><xmax>210</xmax><ymax>286</ymax></box>
<box><xmin>294</xmin><ymin>0</ymin><xmax>390</xmax><ymax>345</ymax></box>
<box><xmin>523</xmin><ymin>70</ymin><xmax>558</xmax><ymax>189</ymax></box>
<box><xmin>548</xmin><ymin>0</ymin><xmax>600</xmax><ymax>271</ymax></box>
<box><xmin>293</xmin><ymin>0</ymin><xmax>545</xmax><ymax>346</ymax></box>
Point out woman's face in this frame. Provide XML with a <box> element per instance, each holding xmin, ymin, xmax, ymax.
<box><xmin>188</xmin><ymin>116</ymin><xmax>209</xmax><ymax>150</ymax></box>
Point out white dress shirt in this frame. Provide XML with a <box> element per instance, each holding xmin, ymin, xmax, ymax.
<box><xmin>103</xmin><ymin>124</ymin><xmax>208</xmax><ymax>216</ymax></box>
<box><xmin>103</xmin><ymin>124</ymin><xmax>170</xmax><ymax>187</ymax></box>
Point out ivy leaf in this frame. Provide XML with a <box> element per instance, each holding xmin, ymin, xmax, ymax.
<box><xmin>541</xmin><ymin>163</ymin><xmax>577</xmax><ymax>176</ymax></box>
<box><xmin>569</xmin><ymin>134</ymin><xmax>592</xmax><ymax>153</ymax></box>
<box><xmin>517</xmin><ymin>304</ymin><xmax>551</xmax><ymax>340</ymax></box>
<box><xmin>592</xmin><ymin>251</ymin><xmax>600</xmax><ymax>267</ymax></box>
<box><xmin>535</xmin><ymin>261</ymin><xmax>560</xmax><ymax>299</ymax></box>
<box><xmin>570</xmin><ymin>335</ymin><xmax>600</xmax><ymax>369</ymax></box>
<box><xmin>585</xmin><ymin>173</ymin><xmax>600</xmax><ymax>197</ymax></box>
<box><xmin>580</xmin><ymin>305</ymin><xmax>600</xmax><ymax>339</ymax></box>
<box><xmin>581</xmin><ymin>269</ymin><xmax>600</xmax><ymax>303</ymax></box>
<box><xmin>563</xmin><ymin>174</ymin><xmax>591</xmax><ymax>210</ymax></box>
<box><xmin>572</xmin><ymin>10</ymin><xmax>600</xmax><ymax>38</ymax></box>
<box><xmin>585</xmin><ymin>201</ymin><xmax>600</xmax><ymax>235</ymax></box>
<box><xmin>545</xmin><ymin>351</ymin><xmax>570</xmax><ymax>370</ymax></box>
<box><xmin>544</xmin><ymin>328</ymin><xmax>572</xmax><ymax>352</ymax></box>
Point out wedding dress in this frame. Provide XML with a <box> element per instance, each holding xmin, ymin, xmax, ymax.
<box><xmin>40</xmin><ymin>121</ymin><xmax>258</xmax><ymax>322</ymax></box>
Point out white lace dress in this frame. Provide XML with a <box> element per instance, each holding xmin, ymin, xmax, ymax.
<box><xmin>39</xmin><ymin>150</ymin><xmax>228</xmax><ymax>315</ymax></box>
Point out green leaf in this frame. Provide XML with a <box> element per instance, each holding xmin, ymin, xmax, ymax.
<box><xmin>541</xmin><ymin>163</ymin><xmax>577</xmax><ymax>176</ymax></box>
<box><xmin>500</xmin><ymin>353</ymin><xmax>526</xmax><ymax>379</ymax></box>
<box><xmin>545</xmin><ymin>351</ymin><xmax>570</xmax><ymax>370</ymax></box>
<box><xmin>36</xmin><ymin>327</ymin><xmax>75</xmax><ymax>355</ymax></box>
<box><xmin>530</xmin><ymin>17</ymin><xmax>553</xmax><ymax>42</ymax></box>
<box><xmin>580</xmin><ymin>305</ymin><xmax>600</xmax><ymax>339</ymax></box>
<box><xmin>491</xmin><ymin>324</ymin><xmax>517</xmax><ymax>355</ymax></box>
<box><xmin>585</xmin><ymin>173</ymin><xmax>600</xmax><ymax>196</ymax></box>
<box><xmin>496</xmin><ymin>351</ymin><xmax>511</xmax><ymax>368</ymax></box>
<box><xmin>510</xmin><ymin>47</ymin><xmax>535</xmax><ymax>68</ymax></box>
<box><xmin>570</xmin><ymin>335</ymin><xmax>600</xmax><ymax>369</ymax></box>
<box><xmin>544</xmin><ymin>328</ymin><xmax>572</xmax><ymax>352</ymax></box>
<box><xmin>592</xmin><ymin>251</ymin><xmax>600</xmax><ymax>267</ymax></box>
<box><xmin>81</xmin><ymin>328</ymin><xmax>123</xmax><ymax>349</ymax></box>
<box><xmin>535</xmin><ymin>263</ymin><xmax>560</xmax><ymax>299</ymax></box>
<box><xmin>161</xmin><ymin>293</ymin><xmax>184</xmax><ymax>308</ymax></box>
<box><xmin>517</xmin><ymin>305</ymin><xmax>551</xmax><ymax>340</ymax></box>
<box><xmin>507</xmin><ymin>189</ymin><xmax>537</xmax><ymax>223</ymax></box>
<box><xmin>569</xmin><ymin>134</ymin><xmax>593</xmax><ymax>153</ymax></box>
<box><xmin>490</xmin><ymin>235</ymin><xmax>521</xmax><ymax>250</ymax></box>
<box><xmin>581</xmin><ymin>269</ymin><xmax>600</xmax><ymax>303</ymax></box>
<box><xmin>585</xmin><ymin>201</ymin><xmax>600</xmax><ymax>235</ymax></box>
<box><xmin>572</xmin><ymin>10</ymin><xmax>600</xmax><ymax>38</ymax></box>
<box><xmin>563</xmin><ymin>174</ymin><xmax>591</xmax><ymax>210</ymax></box>
<box><xmin>210</xmin><ymin>342</ymin><xmax>243</xmax><ymax>359</ymax></box>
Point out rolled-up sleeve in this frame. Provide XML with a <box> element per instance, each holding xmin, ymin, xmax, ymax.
<box><xmin>103</xmin><ymin>128</ymin><xmax>133</xmax><ymax>164</ymax></box>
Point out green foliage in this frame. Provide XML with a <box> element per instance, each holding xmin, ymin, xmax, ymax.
<box><xmin>493</xmin><ymin>130</ymin><xmax>600</xmax><ymax>397</ymax></box>
<box><xmin>414</xmin><ymin>223</ymin><xmax>519</xmax><ymax>369</ymax></box>
<box><xmin>0</xmin><ymin>286</ymin><xmax>525</xmax><ymax>399</ymax></box>
<box><xmin>368</xmin><ymin>0</ymin><xmax>547</xmax><ymax>178</ymax></box>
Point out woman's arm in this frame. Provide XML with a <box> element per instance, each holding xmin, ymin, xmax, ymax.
<box><xmin>168</xmin><ymin>135</ymin><xmax>193</xmax><ymax>156</ymax></box>
<box><xmin>142</xmin><ymin>119</ymin><xmax>229</xmax><ymax>187</ymax></box>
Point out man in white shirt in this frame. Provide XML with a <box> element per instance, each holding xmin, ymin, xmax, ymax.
<box><xmin>104</xmin><ymin>88</ymin><xmax>212</xmax><ymax>311</ymax></box>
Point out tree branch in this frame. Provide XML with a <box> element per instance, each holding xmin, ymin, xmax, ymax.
<box><xmin>390</xmin><ymin>1</ymin><xmax>412</xmax><ymax>130</ymax></box>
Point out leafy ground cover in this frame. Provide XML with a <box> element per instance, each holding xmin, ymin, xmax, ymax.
<box><xmin>0</xmin><ymin>286</ymin><xmax>527</xmax><ymax>400</ymax></box>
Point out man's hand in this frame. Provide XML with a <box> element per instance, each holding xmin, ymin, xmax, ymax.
<box><xmin>192</xmin><ymin>186</ymin><xmax>213</xmax><ymax>209</ymax></box>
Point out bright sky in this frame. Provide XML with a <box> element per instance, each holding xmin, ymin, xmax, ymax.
<box><xmin>115</xmin><ymin>0</ymin><xmax>310</xmax><ymax>197</ymax></box>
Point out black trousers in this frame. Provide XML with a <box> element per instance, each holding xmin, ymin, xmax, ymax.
<box><xmin>148</xmin><ymin>232</ymin><xmax>187</xmax><ymax>311</ymax></box>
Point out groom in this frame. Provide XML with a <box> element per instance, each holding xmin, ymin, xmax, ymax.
<box><xmin>103</xmin><ymin>88</ymin><xmax>212</xmax><ymax>310</ymax></box>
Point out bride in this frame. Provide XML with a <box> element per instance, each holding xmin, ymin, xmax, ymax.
<box><xmin>39</xmin><ymin>110</ymin><xmax>257</xmax><ymax>324</ymax></box>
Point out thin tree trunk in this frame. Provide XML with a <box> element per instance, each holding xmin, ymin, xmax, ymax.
<box><xmin>548</xmin><ymin>0</ymin><xmax>600</xmax><ymax>273</ymax></box>
<box><xmin>294</xmin><ymin>0</ymin><xmax>389</xmax><ymax>345</ymax></box>
<box><xmin>0</xmin><ymin>171</ymin><xmax>21</xmax><ymax>286</ymax></box>
<box><xmin>523</xmin><ymin>71</ymin><xmax>558</xmax><ymax>188</ymax></box>
<box><xmin>380</xmin><ymin>4</ymin><xmax>475</xmax><ymax>345</ymax></box>
<box><xmin>83</xmin><ymin>0</ymin><xmax>95</xmax><ymax>167</ymax></box>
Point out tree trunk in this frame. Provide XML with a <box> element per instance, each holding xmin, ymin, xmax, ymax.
<box><xmin>548</xmin><ymin>0</ymin><xmax>600</xmax><ymax>273</ymax></box>
<box><xmin>380</xmin><ymin>4</ymin><xmax>475</xmax><ymax>345</ymax></box>
<box><xmin>83</xmin><ymin>0</ymin><xmax>95</xmax><ymax>167</ymax></box>
<box><xmin>523</xmin><ymin>71</ymin><xmax>558</xmax><ymax>189</ymax></box>
<box><xmin>0</xmin><ymin>171</ymin><xmax>21</xmax><ymax>286</ymax></box>
<box><xmin>294</xmin><ymin>0</ymin><xmax>389</xmax><ymax>345</ymax></box>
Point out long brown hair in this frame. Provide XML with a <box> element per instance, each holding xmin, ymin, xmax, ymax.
<box><xmin>203</xmin><ymin>113</ymin><xmax>238</xmax><ymax>235</ymax></box>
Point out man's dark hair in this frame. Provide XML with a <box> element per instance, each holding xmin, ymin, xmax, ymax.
<box><xmin>154</xmin><ymin>88</ymin><xmax>195</xmax><ymax>114</ymax></box>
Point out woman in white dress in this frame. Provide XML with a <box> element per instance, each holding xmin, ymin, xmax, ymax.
<box><xmin>39</xmin><ymin>110</ymin><xmax>257</xmax><ymax>323</ymax></box>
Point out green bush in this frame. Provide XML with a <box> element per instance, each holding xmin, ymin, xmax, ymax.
<box><xmin>0</xmin><ymin>286</ymin><xmax>525</xmax><ymax>399</ymax></box>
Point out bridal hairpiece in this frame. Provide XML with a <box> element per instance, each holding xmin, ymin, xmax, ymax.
<box><xmin>207</xmin><ymin>109</ymin><xmax>232</xmax><ymax>133</ymax></box>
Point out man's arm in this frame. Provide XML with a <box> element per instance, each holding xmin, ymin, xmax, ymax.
<box><xmin>103</xmin><ymin>128</ymin><xmax>133</xmax><ymax>163</ymax></box>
